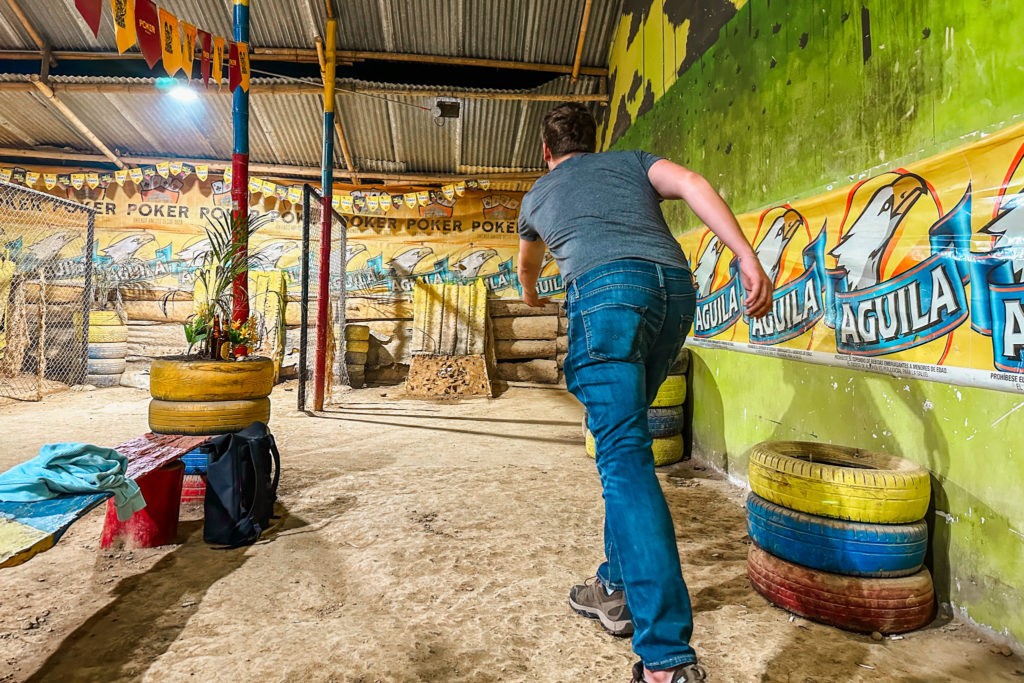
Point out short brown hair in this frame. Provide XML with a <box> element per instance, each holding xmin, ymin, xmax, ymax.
<box><xmin>542</xmin><ymin>103</ymin><xmax>597</xmax><ymax>156</ymax></box>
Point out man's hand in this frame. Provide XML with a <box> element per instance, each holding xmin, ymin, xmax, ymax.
<box><xmin>738</xmin><ymin>255</ymin><xmax>774</xmax><ymax>318</ymax></box>
<box><xmin>522</xmin><ymin>289</ymin><xmax>551</xmax><ymax>308</ymax></box>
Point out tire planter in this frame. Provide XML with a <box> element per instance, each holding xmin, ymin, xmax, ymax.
<box><xmin>650</xmin><ymin>373</ymin><xmax>686</xmax><ymax>407</ymax></box>
<box><xmin>149</xmin><ymin>397</ymin><xmax>271</xmax><ymax>436</ymax></box>
<box><xmin>585</xmin><ymin>429</ymin><xmax>684</xmax><ymax>467</ymax></box>
<box><xmin>345</xmin><ymin>325</ymin><xmax>370</xmax><ymax>341</ymax></box>
<box><xmin>344</xmin><ymin>351</ymin><xmax>368</xmax><ymax>365</ymax></box>
<box><xmin>346</xmin><ymin>339</ymin><xmax>370</xmax><ymax>354</ymax></box>
<box><xmin>87</xmin><ymin>358</ymin><xmax>127</xmax><ymax>376</ymax></box>
<box><xmin>648</xmin><ymin>405</ymin><xmax>685</xmax><ymax>438</ymax></box>
<box><xmin>88</xmin><ymin>341</ymin><xmax>128</xmax><ymax>359</ymax></box>
<box><xmin>748</xmin><ymin>441</ymin><xmax>930</xmax><ymax>524</ymax></box>
<box><xmin>150</xmin><ymin>357</ymin><xmax>275</xmax><ymax>402</ymax></box>
<box><xmin>88</xmin><ymin>321</ymin><xmax>128</xmax><ymax>344</ymax></box>
<box><xmin>747</xmin><ymin>545</ymin><xmax>935</xmax><ymax>634</ymax></box>
<box><xmin>745</xmin><ymin>493</ymin><xmax>927</xmax><ymax>577</ymax></box>
<box><xmin>85</xmin><ymin>374</ymin><xmax>121</xmax><ymax>388</ymax></box>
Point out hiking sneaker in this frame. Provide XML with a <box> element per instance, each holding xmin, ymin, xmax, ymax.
<box><xmin>630</xmin><ymin>661</ymin><xmax>707</xmax><ymax>682</ymax></box>
<box><xmin>568</xmin><ymin>576</ymin><xmax>633</xmax><ymax>637</ymax></box>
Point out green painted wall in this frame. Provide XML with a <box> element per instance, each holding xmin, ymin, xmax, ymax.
<box><xmin>606</xmin><ymin>0</ymin><xmax>1024</xmax><ymax>643</ymax></box>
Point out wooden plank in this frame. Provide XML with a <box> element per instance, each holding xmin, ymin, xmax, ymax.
<box><xmin>0</xmin><ymin>433</ymin><xmax>208</xmax><ymax>569</ymax></box>
<box><xmin>556</xmin><ymin>335</ymin><xmax>569</xmax><ymax>353</ymax></box>
<box><xmin>558</xmin><ymin>316</ymin><xmax>569</xmax><ymax>335</ymax></box>
<box><xmin>489</xmin><ymin>300</ymin><xmax>560</xmax><ymax>317</ymax></box>
<box><xmin>496</xmin><ymin>359</ymin><xmax>559</xmax><ymax>383</ymax></box>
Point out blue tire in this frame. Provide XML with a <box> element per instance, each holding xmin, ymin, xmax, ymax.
<box><xmin>647</xmin><ymin>406</ymin><xmax>684</xmax><ymax>438</ymax></box>
<box><xmin>745</xmin><ymin>493</ymin><xmax>927</xmax><ymax>578</ymax></box>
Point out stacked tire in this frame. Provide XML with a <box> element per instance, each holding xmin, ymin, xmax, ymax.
<box><xmin>344</xmin><ymin>324</ymin><xmax>369</xmax><ymax>388</ymax></box>
<box><xmin>745</xmin><ymin>441</ymin><xmax>935</xmax><ymax>634</ymax></box>
<box><xmin>86</xmin><ymin>310</ymin><xmax>128</xmax><ymax>388</ymax></box>
<box><xmin>148</xmin><ymin>357</ymin><xmax>274</xmax><ymax>436</ymax></box>
<box><xmin>584</xmin><ymin>350</ymin><xmax>689</xmax><ymax>467</ymax></box>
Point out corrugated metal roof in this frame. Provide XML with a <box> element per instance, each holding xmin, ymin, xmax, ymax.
<box><xmin>0</xmin><ymin>2</ymin><xmax>618</xmax><ymax>186</ymax></box>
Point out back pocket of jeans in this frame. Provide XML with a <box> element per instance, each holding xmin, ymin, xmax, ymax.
<box><xmin>581</xmin><ymin>302</ymin><xmax>646</xmax><ymax>362</ymax></box>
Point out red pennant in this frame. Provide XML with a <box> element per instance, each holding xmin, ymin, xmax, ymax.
<box><xmin>198</xmin><ymin>30</ymin><xmax>212</xmax><ymax>86</ymax></box>
<box><xmin>228</xmin><ymin>41</ymin><xmax>240</xmax><ymax>92</ymax></box>
<box><xmin>134</xmin><ymin>0</ymin><xmax>162</xmax><ymax>69</ymax></box>
<box><xmin>75</xmin><ymin>0</ymin><xmax>103</xmax><ymax>36</ymax></box>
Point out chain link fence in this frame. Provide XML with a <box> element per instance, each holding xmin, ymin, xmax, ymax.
<box><xmin>297</xmin><ymin>184</ymin><xmax>349</xmax><ymax>410</ymax></box>
<box><xmin>0</xmin><ymin>181</ymin><xmax>95</xmax><ymax>401</ymax></box>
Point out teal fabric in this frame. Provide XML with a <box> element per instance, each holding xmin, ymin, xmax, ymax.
<box><xmin>0</xmin><ymin>443</ymin><xmax>146</xmax><ymax>521</ymax></box>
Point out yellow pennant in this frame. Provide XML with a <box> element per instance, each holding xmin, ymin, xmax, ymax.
<box><xmin>248</xmin><ymin>176</ymin><xmax>262</xmax><ymax>193</ymax></box>
<box><xmin>212</xmin><ymin>36</ymin><xmax>225</xmax><ymax>87</ymax></box>
<box><xmin>86</xmin><ymin>173</ymin><xmax>100</xmax><ymax>189</ymax></box>
<box><xmin>340</xmin><ymin>195</ymin><xmax>354</xmax><ymax>212</ymax></box>
<box><xmin>71</xmin><ymin>173</ymin><xmax>85</xmax><ymax>190</ymax></box>
<box><xmin>379</xmin><ymin>194</ymin><xmax>393</xmax><ymax>212</ymax></box>
<box><xmin>331</xmin><ymin>195</ymin><xmax>341</xmax><ymax>209</ymax></box>
<box><xmin>195</xmin><ymin>164</ymin><xmax>208</xmax><ymax>181</ymax></box>
<box><xmin>169</xmin><ymin>161</ymin><xmax>183</xmax><ymax>176</ymax></box>
<box><xmin>157</xmin><ymin>8</ymin><xmax>182</xmax><ymax>76</ymax></box>
<box><xmin>479</xmin><ymin>179</ymin><xmax>491</xmax><ymax>189</ymax></box>
<box><xmin>367</xmin><ymin>194</ymin><xmax>380</xmax><ymax>211</ymax></box>
<box><xmin>44</xmin><ymin>173</ymin><xmax>57</xmax><ymax>189</ymax></box>
<box><xmin>287</xmin><ymin>186</ymin><xmax>302</xmax><ymax>204</ymax></box>
<box><xmin>416</xmin><ymin>190</ymin><xmax>430</xmax><ymax>207</ymax></box>
<box><xmin>455</xmin><ymin>181</ymin><xmax>466</xmax><ymax>196</ymax></box>
<box><xmin>261</xmin><ymin>180</ymin><xmax>276</xmax><ymax>195</ymax></box>
<box><xmin>114</xmin><ymin>169</ymin><xmax>128</xmax><ymax>185</ymax></box>
<box><xmin>442</xmin><ymin>185</ymin><xmax>455</xmax><ymax>201</ymax></box>
<box><xmin>110</xmin><ymin>0</ymin><xmax>136</xmax><ymax>54</ymax></box>
<box><xmin>180</xmin><ymin>22</ymin><xmax>197</xmax><ymax>79</ymax></box>
<box><xmin>25</xmin><ymin>171</ymin><xmax>40</xmax><ymax>187</ymax></box>
<box><xmin>223</xmin><ymin>167</ymin><xmax>232</xmax><ymax>185</ymax></box>
<box><xmin>129</xmin><ymin>167</ymin><xmax>143</xmax><ymax>184</ymax></box>
<box><xmin>404</xmin><ymin>194</ymin><xmax>418</xmax><ymax>210</ymax></box>
<box><xmin>0</xmin><ymin>168</ymin><xmax>11</xmax><ymax>183</ymax></box>
<box><xmin>156</xmin><ymin>161</ymin><xmax>170</xmax><ymax>178</ymax></box>
<box><xmin>237</xmin><ymin>43</ymin><xmax>251</xmax><ymax>92</ymax></box>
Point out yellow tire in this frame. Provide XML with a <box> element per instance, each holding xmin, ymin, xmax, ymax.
<box><xmin>150</xmin><ymin>357</ymin><xmax>275</xmax><ymax>401</ymax></box>
<box><xmin>650</xmin><ymin>374</ymin><xmax>686</xmax><ymax>407</ymax></box>
<box><xmin>585</xmin><ymin>429</ymin><xmax>683</xmax><ymax>467</ymax></box>
<box><xmin>345</xmin><ymin>325</ymin><xmax>370</xmax><ymax>341</ymax></box>
<box><xmin>148</xmin><ymin>397</ymin><xmax>271</xmax><ymax>436</ymax></box>
<box><xmin>90</xmin><ymin>310</ymin><xmax>123</xmax><ymax>326</ymax></box>
<box><xmin>88</xmin><ymin>324</ymin><xmax>128</xmax><ymax>343</ymax></box>
<box><xmin>346</xmin><ymin>339</ymin><xmax>369</xmax><ymax>353</ymax></box>
<box><xmin>748</xmin><ymin>441</ymin><xmax>931</xmax><ymax>524</ymax></box>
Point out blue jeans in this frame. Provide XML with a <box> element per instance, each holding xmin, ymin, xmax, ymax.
<box><xmin>563</xmin><ymin>259</ymin><xmax>697</xmax><ymax>670</ymax></box>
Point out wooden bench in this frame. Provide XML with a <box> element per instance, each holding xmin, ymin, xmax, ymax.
<box><xmin>0</xmin><ymin>433</ymin><xmax>209</xmax><ymax>569</ymax></box>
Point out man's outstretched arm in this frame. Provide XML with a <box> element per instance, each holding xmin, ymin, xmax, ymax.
<box><xmin>518</xmin><ymin>238</ymin><xmax>550</xmax><ymax>308</ymax></box>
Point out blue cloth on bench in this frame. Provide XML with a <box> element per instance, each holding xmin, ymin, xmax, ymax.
<box><xmin>0</xmin><ymin>443</ymin><xmax>146</xmax><ymax>521</ymax></box>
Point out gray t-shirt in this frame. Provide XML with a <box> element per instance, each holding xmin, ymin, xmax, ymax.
<box><xmin>518</xmin><ymin>150</ymin><xmax>689</xmax><ymax>284</ymax></box>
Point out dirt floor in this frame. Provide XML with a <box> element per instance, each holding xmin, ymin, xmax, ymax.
<box><xmin>1</xmin><ymin>381</ymin><xmax>1023</xmax><ymax>683</ymax></box>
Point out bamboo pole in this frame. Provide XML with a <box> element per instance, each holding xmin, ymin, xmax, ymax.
<box><xmin>29</xmin><ymin>76</ymin><xmax>124</xmax><ymax>169</ymax></box>
<box><xmin>571</xmin><ymin>0</ymin><xmax>594</xmax><ymax>82</ymax></box>
<box><xmin>4</xmin><ymin>0</ymin><xmax>47</xmax><ymax>52</ymax></box>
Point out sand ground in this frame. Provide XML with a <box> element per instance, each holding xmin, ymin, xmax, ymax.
<box><xmin>0</xmin><ymin>381</ymin><xmax>1022</xmax><ymax>682</ymax></box>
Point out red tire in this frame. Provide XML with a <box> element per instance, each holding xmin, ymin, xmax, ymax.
<box><xmin>747</xmin><ymin>545</ymin><xmax>934</xmax><ymax>634</ymax></box>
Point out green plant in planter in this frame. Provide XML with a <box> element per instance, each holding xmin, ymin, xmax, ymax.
<box><xmin>165</xmin><ymin>210</ymin><xmax>279</xmax><ymax>358</ymax></box>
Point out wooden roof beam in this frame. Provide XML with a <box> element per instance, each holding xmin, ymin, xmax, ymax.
<box><xmin>571</xmin><ymin>0</ymin><xmax>594</xmax><ymax>82</ymax></box>
<box><xmin>0</xmin><ymin>47</ymin><xmax>607</xmax><ymax>77</ymax></box>
<box><xmin>28</xmin><ymin>76</ymin><xmax>124</xmax><ymax>169</ymax></box>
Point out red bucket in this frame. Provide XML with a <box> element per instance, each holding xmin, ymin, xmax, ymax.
<box><xmin>181</xmin><ymin>474</ymin><xmax>206</xmax><ymax>503</ymax></box>
<box><xmin>100</xmin><ymin>460</ymin><xmax>185</xmax><ymax>548</ymax></box>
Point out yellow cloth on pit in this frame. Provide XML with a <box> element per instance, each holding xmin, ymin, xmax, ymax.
<box><xmin>411</xmin><ymin>280</ymin><xmax>487</xmax><ymax>356</ymax></box>
<box><xmin>0</xmin><ymin>251</ymin><xmax>16</xmax><ymax>353</ymax></box>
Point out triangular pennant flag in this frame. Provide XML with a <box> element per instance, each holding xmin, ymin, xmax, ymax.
<box><xmin>223</xmin><ymin>168</ymin><xmax>232</xmax><ymax>185</ymax></box>
<box><xmin>198</xmin><ymin>30</ymin><xmax>212</xmax><ymax>86</ymax></box>
<box><xmin>114</xmin><ymin>169</ymin><xmax>128</xmax><ymax>185</ymax></box>
<box><xmin>134</xmin><ymin>0</ymin><xmax>161</xmax><ymax>69</ymax></box>
<box><xmin>0</xmin><ymin>168</ymin><xmax>11</xmax><ymax>183</ymax></box>
<box><xmin>479</xmin><ymin>179</ymin><xmax>491</xmax><ymax>189</ymax></box>
<box><xmin>275</xmin><ymin>184</ymin><xmax>288</xmax><ymax>201</ymax></box>
<box><xmin>442</xmin><ymin>185</ymin><xmax>455</xmax><ymax>201</ymax></box>
<box><xmin>169</xmin><ymin>161</ymin><xmax>183</xmax><ymax>176</ymax></box>
<box><xmin>142</xmin><ymin>166</ymin><xmax>156</xmax><ymax>180</ymax></box>
<box><xmin>86</xmin><ymin>172</ymin><xmax>100</xmax><ymax>189</ymax></box>
<box><xmin>416</xmin><ymin>191</ymin><xmax>430</xmax><ymax>207</ymax></box>
<box><xmin>261</xmin><ymin>180</ymin><xmax>276</xmax><ymax>195</ymax></box>
<box><xmin>238</xmin><ymin>43</ymin><xmax>250</xmax><ymax>92</ymax></box>
<box><xmin>196</xmin><ymin>164</ymin><xmax>209</xmax><ymax>181</ymax></box>
<box><xmin>44</xmin><ymin>173</ymin><xmax>57</xmax><ymax>189</ymax></box>
<box><xmin>25</xmin><ymin>171</ymin><xmax>40</xmax><ymax>187</ymax></box>
<box><xmin>340</xmin><ymin>195</ymin><xmax>354</xmax><ymax>212</ymax></box>
<box><xmin>455</xmin><ymin>181</ymin><xmax>466</xmax><ymax>196</ymax></box>
<box><xmin>71</xmin><ymin>173</ymin><xmax>85</xmax><ymax>190</ymax></box>
<box><xmin>75</xmin><ymin>0</ymin><xmax>103</xmax><ymax>37</ymax></box>
<box><xmin>10</xmin><ymin>168</ymin><xmax>25</xmax><ymax>185</ymax></box>
<box><xmin>158</xmin><ymin>8</ymin><xmax>182</xmax><ymax>76</ymax></box>
<box><xmin>56</xmin><ymin>173</ymin><xmax>70</xmax><ymax>188</ymax></box>
<box><xmin>110</xmin><ymin>0</ymin><xmax>136</xmax><ymax>54</ymax></box>
<box><xmin>228</xmin><ymin>41</ymin><xmax>241</xmax><ymax>92</ymax></box>
<box><xmin>248</xmin><ymin>177</ymin><xmax>262</xmax><ymax>194</ymax></box>
<box><xmin>180</xmin><ymin>22</ymin><xmax>197</xmax><ymax>80</ymax></box>
<box><xmin>331</xmin><ymin>195</ymin><xmax>341</xmax><ymax>210</ymax></box>
<box><xmin>380</xmin><ymin>194</ymin><xmax>393</xmax><ymax>212</ymax></box>
<box><xmin>129</xmin><ymin>167</ymin><xmax>143</xmax><ymax>184</ymax></box>
<box><xmin>212</xmin><ymin>36</ymin><xmax>225</xmax><ymax>87</ymax></box>
<box><xmin>404</xmin><ymin>194</ymin><xmax>418</xmax><ymax>210</ymax></box>
<box><xmin>287</xmin><ymin>186</ymin><xmax>302</xmax><ymax>204</ymax></box>
<box><xmin>99</xmin><ymin>173</ymin><xmax>113</xmax><ymax>188</ymax></box>
<box><xmin>367</xmin><ymin>194</ymin><xmax>380</xmax><ymax>211</ymax></box>
<box><xmin>392</xmin><ymin>194</ymin><xmax>403</xmax><ymax>208</ymax></box>
<box><xmin>181</xmin><ymin>163</ymin><xmax>193</xmax><ymax>177</ymax></box>
<box><xmin>156</xmin><ymin>161</ymin><xmax>170</xmax><ymax>178</ymax></box>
